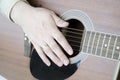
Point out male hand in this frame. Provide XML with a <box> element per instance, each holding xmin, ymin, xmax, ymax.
<box><xmin>11</xmin><ymin>1</ymin><xmax>73</xmax><ymax>67</ymax></box>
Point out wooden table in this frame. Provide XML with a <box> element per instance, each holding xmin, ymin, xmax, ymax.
<box><xmin>0</xmin><ymin>0</ymin><xmax>120</xmax><ymax>80</ymax></box>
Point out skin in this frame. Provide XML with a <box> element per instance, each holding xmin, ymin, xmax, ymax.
<box><xmin>11</xmin><ymin>1</ymin><xmax>73</xmax><ymax>67</ymax></box>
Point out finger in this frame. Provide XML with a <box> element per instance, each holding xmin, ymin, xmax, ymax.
<box><xmin>45</xmin><ymin>20</ymin><xmax>73</xmax><ymax>55</ymax></box>
<box><xmin>33</xmin><ymin>42</ymin><xmax>51</xmax><ymax>66</ymax></box>
<box><xmin>53</xmin><ymin>30</ymin><xmax>73</xmax><ymax>55</ymax></box>
<box><xmin>41</xmin><ymin>44</ymin><xmax>63</xmax><ymax>67</ymax></box>
<box><xmin>45</xmin><ymin>36</ymin><xmax>69</xmax><ymax>66</ymax></box>
<box><xmin>52</xmin><ymin>14</ymin><xmax>69</xmax><ymax>27</ymax></box>
<box><xmin>28</xmin><ymin>36</ymin><xmax>51</xmax><ymax>66</ymax></box>
<box><xmin>31</xmin><ymin>33</ymin><xmax>64</xmax><ymax>66</ymax></box>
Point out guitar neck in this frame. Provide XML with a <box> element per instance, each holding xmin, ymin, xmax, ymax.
<box><xmin>82</xmin><ymin>30</ymin><xmax>120</xmax><ymax>60</ymax></box>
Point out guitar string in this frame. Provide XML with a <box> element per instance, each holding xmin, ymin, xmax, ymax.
<box><xmin>62</xmin><ymin>30</ymin><xmax>83</xmax><ymax>35</ymax></box>
<box><xmin>61</xmin><ymin>27</ymin><xmax>84</xmax><ymax>32</ymax></box>
<box><xmin>66</xmin><ymin>42</ymin><xmax>119</xmax><ymax>60</ymax></box>
<box><xmin>67</xmin><ymin>39</ymin><xmax>119</xmax><ymax>59</ymax></box>
<box><xmin>63</xmin><ymin>32</ymin><xmax>119</xmax><ymax>48</ymax></box>
<box><xmin>65</xmin><ymin>35</ymin><xmax>120</xmax><ymax>54</ymax></box>
<box><xmin>61</xmin><ymin>28</ymin><xmax>120</xmax><ymax>46</ymax></box>
<box><xmin>62</xmin><ymin>27</ymin><xmax>120</xmax><ymax>43</ymax></box>
<box><xmin>61</xmin><ymin>28</ymin><xmax>120</xmax><ymax>53</ymax></box>
<box><xmin>68</xmin><ymin>45</ymin><xmax>119</xmax><ymax>59</ymax></box>
<box><xmin>61</xmin><ymin>27</ymin><xmax>120</xmax><ymax>59</ymax></box>
<box><xmin>71</xmin><ymin>44</ymin><xmax>119</xmax><ymax>52</ymax></box>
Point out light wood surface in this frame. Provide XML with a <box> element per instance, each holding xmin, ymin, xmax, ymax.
<box><xmin>0</xmin><ymin>0</ymin><xmax>120</xmax><ymax>80</ymax></box>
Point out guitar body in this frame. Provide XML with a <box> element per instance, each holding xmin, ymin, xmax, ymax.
<box><xmin>27</xmin><ymin>0</ymin><xmax>120</xmax><ymax>80</ymax></box>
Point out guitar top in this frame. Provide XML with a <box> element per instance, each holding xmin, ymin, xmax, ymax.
<box><xmin>27</xmin><ymin>0</ymin><xmax>120</xmax><ymax>80</ymax></box>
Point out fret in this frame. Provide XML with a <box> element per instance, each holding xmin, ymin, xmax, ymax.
<box><xmin>95</xmin><ymin>33</ymin><xmax>101</xmax><ymax>55</ymax></box>
<box><xmin>113</xmin><ymin>36</ymin><xmax>120</xmax><ymax>60</ymax></box>
<box><xmin>95</xmin><ymin>33</ymin><xmax>105</xmax><ymax>56</ymax></box>
<box><xmin>86</xmin><ymin>31</ymin><xmax>92</xmax><ymax>53</ymax></box>
<box><xmin>107</xmin><ymin>35</ymin><xmax>116</xmax><ymax>59</ymax></box>
<box><xmin>90</xmin><ymin>32</ymin><xmax>96</xmax><ymax>54</ymax></box>
<box><xmin>81</xmin><ymin>31</ymin><xmax>86</xmax><ymax>52</ymax></box>
<box><xmin>81</xmin><ymin>30</ymin><xmax>120</xmax><ymax>60</ymax></box>
<box><xmin>118</xmin><ymin>51</ymin><xmax>120</xmax><ymax>60</ymax></box>
<box><xmin>101</xmin><ymin>34</ymin><xmax>111</xmax><ymax>57</ymax></box>
<box><xmin>91</xmin><ymin>32</ymin><xmax>98</xmax><ymax>54</ymax></box>
<box><xmin>100</xmin><ymin>33</ymin><xmax>106</xmax><ymax>56</ymax></box>
<box><xmin>118</xmin><ymin>37</ymin><xmax>120</xmax><ymax>59</ymax></box>
<box><xmin>80</xmin><ymin>30</ymin><xmax>86</xmax><ymax>52</ymax></box>
<box><xmin>82</xmin><ymin>31</ymin><xmax>91</xmax><ymax>53</ymax></box>
<box><xmin>117</xmin><ymin>37</ymin><xmax>120</xmax><ymax>60</ymax></box>
<box><xmin>105</xmin><ymin>35</ymin><xmax>111</xmax><ymax>57</ymax></box>
<box><xmin>87</xmin><ymin>32</ymin><xmax>95</xmax><ymax>53</ymax></box>
<box><xmin>112</xmin><ymin>36</ymin><xmax>118</xmax><ymax>59</ymax></box>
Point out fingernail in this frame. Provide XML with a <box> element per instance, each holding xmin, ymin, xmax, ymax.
<box><xmin>60</xmin><ymin>21</ymin><xmax>68</xmax><ymax>26</ymax></box>
<box><xmin>63</xmin><ymin>22</ymin><xmax>69</xmax><ymax>26</ymax></box>
<box><xmin>64</xmin><ymin>22</ymin><xmax>69</xmax><ymax>25</ymax></box>
<box><xmin>47</xmin><ymin>62</ymin><xmax>51</xmax><ymax>66</ymax></box>
<box><xmin>58</xmin><ymin>62</ymin><xmax>63</xmax><ymax>67</ymax></box>
<box><xmin>64</xmin><ymin>60</ymin><xmax>69</xmax><ymax>66</ymax></box>
<box><xmin>68</xmin><ymin>48</ymin><xmax>73</xmax><ymax>55</ymax></box>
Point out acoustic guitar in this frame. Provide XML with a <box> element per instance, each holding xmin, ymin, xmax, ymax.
<box><xmin>26</xmin><ymin>0</ymin><xmax>120</xmax><ymax>80</ymax></box>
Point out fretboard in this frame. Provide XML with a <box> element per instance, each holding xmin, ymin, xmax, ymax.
<box><xmin>82</xmin><ymin>30</ymin><xmax>120</xmax><ymax>60</ymax></box>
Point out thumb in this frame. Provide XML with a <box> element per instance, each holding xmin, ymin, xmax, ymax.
<box><xmin>52</xmin><ymin>14</ymin><xmax>69</xmax><ymax>27</ymax></box>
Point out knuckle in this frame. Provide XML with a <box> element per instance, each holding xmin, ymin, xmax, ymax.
<box><xmin>40</xmin><ymin>55</ymin><xmax>50</xmax><ymax>65</ymax></box>
<box><xmin>52</xmin><ymin>57</ymin><xmax>58</xmax><ymax>61</ymax></box>
<box><xmin>50</xmin><ymin>43</ymin><xmax>58</xmax><ymax>49</ymax></box>
<box><xmin>55</xmin><ymin>33</ymin><xmax>64</xmax><ymax>40</ymax></box>
<box><xmin>43</xmin><ymin>46</ymin><xmax>50</xmax><ymax>52</ymax></box>
<box><xmin>58</xmin><ymin>53</ymin><xmax>65</xmax><ymax>58</ymax></box>
<box><xmin>47</xmin><ymin>52</ymin><xmax>57</xmax><ymax>61</ymax></box>
<box><xmin>46</xmin><ymin>53</ymin><xmax>60</xmax><ymax>65</ymax></box>
<box><xmin>51</xmin><ymin>57</ymin><xmax>61</xmax><ymax>65</ymax></box>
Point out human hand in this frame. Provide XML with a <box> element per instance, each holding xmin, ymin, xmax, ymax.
<box><xmin>11</xmin><ymin>1</ymin><xmax>73</xmax><ymax>67</ymax></box>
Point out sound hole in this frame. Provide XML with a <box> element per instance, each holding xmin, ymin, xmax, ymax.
<box><xmin>61</xmin><ymin>19</ymin><xmax>85</xmax><ymax>58</ymax></box>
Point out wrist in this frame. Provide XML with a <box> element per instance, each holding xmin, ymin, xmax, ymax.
<box><xmin>11</xmin><ymin>0</ymin><xmax>33</xmax><ymax>23</ymax></box>
<box><xmin>0</xmin><ymin>0</ymin><xmax>27</xmax><ymax>21</ymax></box>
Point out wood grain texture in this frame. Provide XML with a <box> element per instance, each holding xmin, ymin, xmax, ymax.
<box><xmin>0</xmin><ymin>14</ymin><xmax>35</xmax><ymax>80</ymax></box>
<box><xmin>28</xmin><ymin>0</ymin><xmax>120</xmax><ymax>34</ymax></box>
<box><xmin>0</xmin><ymin>0</ymin><xmax>120</xmax><ymax>80</ymax></box>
